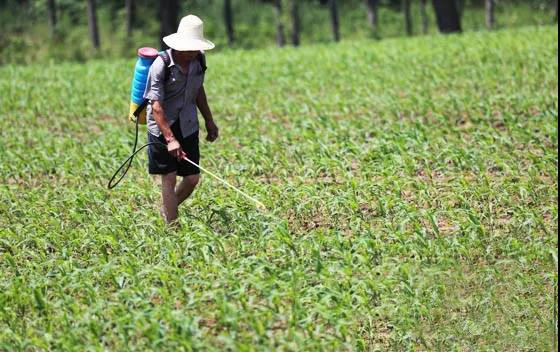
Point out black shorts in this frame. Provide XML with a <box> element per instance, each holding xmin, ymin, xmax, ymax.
<box><xmin>147</xmin><ymin>122</ymin><xmax>200</xmax><ymax>177</ymax></box>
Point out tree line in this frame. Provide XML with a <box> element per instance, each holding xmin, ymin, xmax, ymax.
<box><xmin>33</xmin><ymin>0</ymin><xmax>560</xmax><ymax>50</ymax></box>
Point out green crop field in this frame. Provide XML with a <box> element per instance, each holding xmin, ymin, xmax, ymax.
<box><xmin>1</xmin><ymin>26</ymin><xmax>558</xmax><ymax>350</ymax></box>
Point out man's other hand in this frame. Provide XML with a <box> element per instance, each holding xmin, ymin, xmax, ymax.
<box><xmin>205</xmin><ymin>120</ymin><xmax>219</xmax><ymax>142</ymax></box>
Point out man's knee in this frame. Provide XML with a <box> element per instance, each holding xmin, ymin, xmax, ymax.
<box><xmin>185</xmin><ymin>174</ymin><xmax>200</xmax><ymax>187</ymax></box>
<box><xmin>161</xmin><ymin>172</ymin><xmax>177</xmax><ymax>188</ymax></box>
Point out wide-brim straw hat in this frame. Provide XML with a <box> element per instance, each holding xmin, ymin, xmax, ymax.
<box><xmin>163</xmin><ymin>15</ymin><xmax>215</xmax><ymax>51</ymax></box>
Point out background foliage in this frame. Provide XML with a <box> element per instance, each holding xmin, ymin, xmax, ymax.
<box><xmin>0</xmin><ymin>0</ymin><xmax>557</xmax><ymax>64</ymax></box>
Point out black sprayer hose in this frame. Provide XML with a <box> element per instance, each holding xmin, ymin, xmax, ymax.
<box><xmin>107</xmin><ymin>108</ymin><xmax>165</xmax><ymax>189</ymax></box>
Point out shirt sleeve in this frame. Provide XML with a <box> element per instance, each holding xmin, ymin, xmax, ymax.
<box><xmin>143</xmin><ymin>57</ymin><xmax>165</xmax><ymax>101</ymax></box>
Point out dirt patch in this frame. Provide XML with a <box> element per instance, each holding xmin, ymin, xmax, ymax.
<box><xmin>358</xmin><ymin>318</ymin><xmax>394</xmax><ymax>350</ymax></box>
<box><xmin>286</xmin><ymin>209</ymin><xmax>337</xmax><ymax>233</ymax></box>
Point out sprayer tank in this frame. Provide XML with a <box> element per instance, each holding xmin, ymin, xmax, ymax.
<box><xmin>129</xmin><ymin>47</ymin><xmax>158</xmax><ymax>124</ymax></box>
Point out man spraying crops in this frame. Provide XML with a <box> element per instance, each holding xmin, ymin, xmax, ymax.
<box><xmin>144</xmin><ymin>15</ymin><xmax>219</xmax><ymax>224</ymax></box>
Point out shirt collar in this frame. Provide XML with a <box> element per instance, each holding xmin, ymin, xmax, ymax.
<box><xmin>168</xmin><ymin>49</ymin><xmax>200</xmax><ymax>73</ymax></box>
<box><xmin>167</xmin><ymin>49</ymin><xmax>175</xmax><ymax>68</ymax></box>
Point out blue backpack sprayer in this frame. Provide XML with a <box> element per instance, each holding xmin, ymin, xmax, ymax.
<box><xmin>108</xmin><ymin>48</ymin><xmax>265</xmax><ymax>209</ymax></box>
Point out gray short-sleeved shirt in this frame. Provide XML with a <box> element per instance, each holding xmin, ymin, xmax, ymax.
<box><xmin>143</xmin><ymin>49</ymin><xmax>205</xmax><ymax>138</ymax></box>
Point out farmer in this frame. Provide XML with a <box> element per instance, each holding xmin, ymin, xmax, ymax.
<box><xmin>144</xmin><ymin>15</ymin><xmax>219</xmax><ymax>224</ymax></box>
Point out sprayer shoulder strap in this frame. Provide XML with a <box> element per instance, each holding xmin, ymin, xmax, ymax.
<box><xmin>158</xmin><ymin>51</ymin><xmax>172</xmax><ymax>82</ymax></box>
<box><xmin>199</xmin><ymin>53</ymin><xmax>207</xmax><ymax>73</ymax></box>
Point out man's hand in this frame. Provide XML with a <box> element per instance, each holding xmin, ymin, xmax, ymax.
<box><xmin>167</xmin><ymin>139</ymin><xmax>187</xmax><ymax>161</ymax></box>
<box><xmin>205</xmin><ymin>119</ymin><xmax>219</xmax><ymax>142</ymax></box>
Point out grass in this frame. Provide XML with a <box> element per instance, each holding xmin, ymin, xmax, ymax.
<box><xmin>0</xmin><ymin>25</ymin><xmax>558</xmax><ymax>350</ymax></box>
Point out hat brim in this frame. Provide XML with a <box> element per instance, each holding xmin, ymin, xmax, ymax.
<box><xmin>163</xmin><ymin>34</ymin><xmax>215</xmax><ymax>51</ymax></box>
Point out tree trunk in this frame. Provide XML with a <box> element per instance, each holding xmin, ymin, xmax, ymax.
<box><xmin>403</xmin><ymin>0</ymin><xmax>413</xmax><ymax>36</ymax></box>
<box><xmin>159</xmin><ymin>0</ymin><xmax>179</xmax><ymax>50</ymax></box>
<box><xmin>456</xmin><ymin>0</ymin><xmax>465</xmax><ymax>17</ymax></box>
<box><xmin>420</xmin><ymin>0</ymin><xmax>429</xmax><ymax>34</ymax></box>
<box><xmin>329</xmin><ymin>0</ymin><xmax>340</xmax><ymax>42</ymax></box>
<box><xmin>485</xmin><ymin>0</ymin><xmax>495</xmax><ymax>29</ymax></box>
<box><xmin>47</xmin><ymin>0</ymin><xmax>56</xmax><ymax>35</ymax></box>
<box><xmin>86</xmin><ymin>0</ymin><xmax>100</xmax><ymax>49</ymax></box>
<box><xmin>274</xmin><ymin>0</ymin><xmax>286</xmax><ymax>47</ymax></box>
<box><xmin>224</xmin><ymin>0</ymin><xmax>235</xmax><ymax>45</ymax></box>
<box><xmin>432</xmin><ymin>0</ymin><xmax>462</xmax><ymax>33</ymax></box>
<box><xmin>291</xmin><ymin>0</ymin><xmax>301</xmax><ymax>46</ymax></box>
<box><xmin>125</xmin><ymin>0</ymin><xmax>135</xmax><ymax>36</ymax></box>
<box><xmin>365</xmin><ymin>0</ymin><xmax>380</xmax><ymax>38</ymax></box>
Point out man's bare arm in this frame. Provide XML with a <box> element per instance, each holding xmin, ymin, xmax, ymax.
<box><xmin>196</xmin><ymin>84</ymin><xmax>213</xmax><ymax>122</ymax></box>
<box><xmin>152</xmin><ymin>101</ymin><xmax>186</xmax><ymax>159</ymax></box>
<box><xmin>152</xmin><ymin>101</ymin><xmax>174</xmax><ymax>142</ymax></box>
<box><xmin>196</xmin><ymin>85</ymin><xmax>219</xmax><ymax>142</ymax></box>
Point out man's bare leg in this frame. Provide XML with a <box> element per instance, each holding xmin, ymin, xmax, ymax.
<box><xmin>161</xmin><ymin>172</ymin><xmax>179</xmax><ymax>224</ymax></box>
<box><xmin>176</xmin><ymin>174</ymin><xmax>200</xmax><ymax>206</ymax></box>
